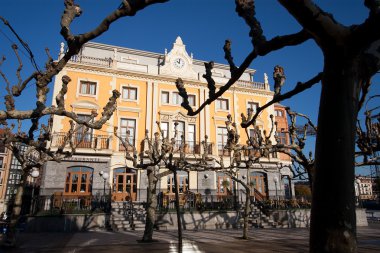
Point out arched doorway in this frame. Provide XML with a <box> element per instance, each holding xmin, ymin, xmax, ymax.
<box><xmin>112</xmin><ymin>168</ymin><xmax>137</xmax><ymax>201</ymax></box>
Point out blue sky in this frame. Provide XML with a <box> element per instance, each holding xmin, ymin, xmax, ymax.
<box><xmin>1</xmin><ymin>0</ymin><xmax>379</xmax><ymax>175</ymax></box>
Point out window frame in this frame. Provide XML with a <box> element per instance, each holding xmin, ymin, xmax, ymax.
<box><xmin>217</xmin><ymin>127</ymin><xmax>228</xmax><ymax>156</ymax></box>
<box><xmin>275</xmin><ymin>109</ymin><xmax>284</xmax><ymax>117</ymax></box>
<box><xmin>119</xmin><ymin>118</ymin><xmax>137</xmax><ymax>150</ymax></box>
<box><xmin>188</xmin><ymin>94</ymin><xmax>196</xmax><ymax>107</ymax></box>
<box><xmin>247</xmin><ymin>101</ymin><xmax>259</xmax><ymax>115</ymax></box>
<box><xmin>161</xmin><ymin>91</ymin><xmax>170</xmax><ymax>104</ymax></box>
<box><xmin>121</xmin><ymin>86</ymin><xmax>138</xmax><ymax>101</ymax></box>
<box><xmin>64</xmin><ymin>166</ymin><xmax>94</xmax><ymax>196</ymax></box>
<box><xmin>172</xmin><ymin>92</ymin><xmax>183</xmax><ymax>105</ymax></box>
<box><xmin>79</xmin><ymin>80</ymin><xmax>97</xmax><ymax>96</ymax></box>
<box><xmin>216</xmin><ymin>98</ymin><xmax>229</xmax><ymax>111</ymax></box>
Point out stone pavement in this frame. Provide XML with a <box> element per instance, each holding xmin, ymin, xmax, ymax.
<box><xmin>1</xmin><ymin>224</ymin><xmax>380</xmax><ymax>253</ymax></box>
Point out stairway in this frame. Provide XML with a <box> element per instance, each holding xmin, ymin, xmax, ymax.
<box><xmin>241</xmin><ymin>203</ymin><xmax>277</xmax><ymax>228</ymax></box>
<box><xmin>110</xmin><ymin>201</ymin><xmax>146</xmax><ymax>231</ymax></box>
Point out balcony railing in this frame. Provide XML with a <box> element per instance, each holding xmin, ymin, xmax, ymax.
<box><xmin>70</xmin><ymin>55</ymin><xmax>113</xmax><ymax>68</ymax></box>
<box><xmin>173</xmin><ymin>140</ymin><xmax>213</xmax><ymax>155</ymax></box>
<box><xmin>51</xmin><ymin>133</ymin><xmax>111</xmax><ymax>150</ymax></box>
<box><xmin>236</xmin><ymin>80</ymin><xmax>267</xmax><ymax>90</ymax></box>
<box><xmin>157</xmin><ymin>192</ymin><xmax>236</xmax><ymax>211</ymax></box>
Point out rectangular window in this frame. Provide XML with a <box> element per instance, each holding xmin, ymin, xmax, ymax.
<box><xmin>161</xmin><ymin>122</ymin><xmax>169</xmax><ymax>138</ymax></box>
<box><xmin>161</xmin><ymin>91</ymin><xmax>169</xmax><ymax>104</ymax></box>
<box><xmin>188</xmin><ymin>95</ymin><xmax>196</xmax><ymax>107</ymax></box>
<box><xmin>76</xmin><ymin>114</ymin><xmax>93</xmax><ymax>148</ymax></box>
<box><xmin>79</xmin><ymin>81</ymin><xmax>97</xmax><ymax>95</ymax></box>
<box><xmin>174</xmin><ymin>121</ymin><xmax>185</xmax><ymax>149</ymax></box>
<box><xmin>216</xmin><ymin>98</ymin><xmax>229</xmax><ymax>110</ymax></box>
<box><xmin>188</xmin><ymin>124</ymin><xmax>196</xmax><ymax>152</ymax></box>
<box><xmin>247</xmin><ymin>101</ymin><xmax>259</xmax><ymax>114</ymax></box>
<box><xmin>120</xmin><ymin>118</ymin><xmax>136</xmax><ymax>145</ymax></box>
<box><xmin>277</xmin><ymin>131</ymin><xmax>287</xmax><ymax>144</ymax></box>
<box><xmin>275</xmin><ymin>109</ymin><xmax>284</xmax><ymax>117</ymax></box>
<box><xmin>167</xmin><ymin>173</ymin><xmax>189</xmax><ymax>194</ymax></box>
<box><xmin>217</xmin><ymin>127</ymin><xmax>228</xmax><ymax>155</ymax></box>
<box><xmin>0</xmin><ymin>170</ymin><xmax>3</xmax><ymax>185</ymax></box>
<box><xmin>122</xmin><ymin>87</ymin><xmax>137</xmax><ymax>100</ymax></box>
<box><xmin>0</xmin><ymin>157</ymin><xmax>3</xmax><ymax>168</ymax></box>
<box><xmin>172</xmin><ymin>92</ymin><xmax>183</xmax><ymax>105</ymax></box>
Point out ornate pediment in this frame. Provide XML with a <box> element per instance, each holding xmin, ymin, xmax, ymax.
<box><xmin>159</xmin><ymin>111</ymin><xmax>196</xmax><ymax>123</ymax></box>
<box><xmin>159</xmin><ymin>36</ymin><xmax>198</xmax><ymax>80</ymax></box>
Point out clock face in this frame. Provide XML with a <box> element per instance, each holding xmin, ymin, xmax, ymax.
<box><xmin>173</xmin><ymin>57</ymin><xmax>185</xmax><ymax>69</ymax></box>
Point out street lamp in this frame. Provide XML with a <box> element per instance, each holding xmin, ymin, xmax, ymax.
<box><xmin>99</xmin><ymin>171</ymin><xmax>109</xmax><ymax>196</ymax></box>
<box><xmin>274</xmin><ymin>176</ymin><xmax>279</xmax><ymax>208</ymax></box>
<box><xmin>30</xmin><ymin>168</ymin><xmax>40</xmax><ymax>215</ymax></box>
<box><xmin>355</xmin><ymin>178</ymin><xmax>361</xmax><ymax>207</ymax></box>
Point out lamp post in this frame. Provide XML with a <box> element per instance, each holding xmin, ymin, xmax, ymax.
<box><xmin>99</xmin><ymin>171</ymin><xmax>109</xmax><ymax>196</ymax></box>
<box><xmin>30</xmin><ymin>168</ymin><xmax>40</xmax><ymax>215</ymax></box>
<box><xmin>274</xmin><ymin>176</ymin><xmax>279</xmax><ymax>208</ymax></box>
<box><xmin>355</xmin><ymin>178</ymin><xmax>362</xmax><ymax>207</ymax></box>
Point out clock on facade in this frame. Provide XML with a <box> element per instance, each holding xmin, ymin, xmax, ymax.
<box><xmin>173</xmin><ymin>57</ymin><xmax>185</xmax><ymax>69</ymax></box>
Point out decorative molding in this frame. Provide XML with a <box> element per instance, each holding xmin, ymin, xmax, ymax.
<box><xmin>71</xmin><ymin>100</ymin><xmax>100</xmax><ymax>110</ymax></box>
<box><xmin>159</xmin><ymin>111</ymin><xmax>197</xmax><ymax>124</ymax></box>
<box><xmin>118</xmin><ymin>106</ymin><xmax>141</xmax><ymax>113</ymax></box>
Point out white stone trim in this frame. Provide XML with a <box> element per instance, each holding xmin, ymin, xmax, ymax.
<box><xmin>146</xmin><ymin>81</ymin><xmax>153</xmax><ymax>138</ymax></box>
<box><xmin>152</xmin><ymin>82</ymin><xmax>158</xmax><ymax>134</ymax></box>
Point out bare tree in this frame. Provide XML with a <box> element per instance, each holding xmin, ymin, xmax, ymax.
<box><xmin>0</xmin><ymin>0</ymin><xmax>168</xmax><ymax>247</ymax></box>
<box><xmin>115</xmin><ymin>121</ymin><xmax>191</xmax><ymax>244</ymax></box>
<box><xmin>273</xmin><ymin>107</ymin><xmax>316</xmax><ymax>188</ymax></box>
<box><xmin>0</xmin><ymin>114</ymin><xmax>94</xmax><ymax>245</ymax></box>
<box><xmin>356</xmin><ymin>95</ymin><xmax>380</xmax><ymax>167</ymax></box>
<box><xmin>175</xmin><ymin>1</ymin><xmax>380</xmax><ymax>252</ymax></box>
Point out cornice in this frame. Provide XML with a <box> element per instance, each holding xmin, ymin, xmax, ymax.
<box><xmin>65</xmin><ymin>63</ymin><xmax>272</xmax><ymax>96</ymax></box>
<box><xmin>85</xmin><ymin>41</ymin><xmax>257</xmax><ymax>74</ymax></box>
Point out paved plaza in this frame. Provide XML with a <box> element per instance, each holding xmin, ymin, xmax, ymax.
<box><xmin>2</xmin><ymin>224</ymin><xmax>380</xmax><ymax>253</ymax></box>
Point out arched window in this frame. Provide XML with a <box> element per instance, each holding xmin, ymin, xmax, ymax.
<box><xmin>64</xmin><ymin>167</ymin><xmax>93</xmax><ymax>195</ymax></box>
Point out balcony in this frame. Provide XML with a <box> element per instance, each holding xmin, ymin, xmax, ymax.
<box><xmin>70</xmin><ymin>55</ymin><xmax>113</xmax><ymax>68</ymax></box>
<box><xmin>172</xmin><ymin>140</ymin><xmax>214</xmax><ymax>155</ymax></box>
<box><xmin>51</xmin><ymin>133</ymin><xmax>111</xmax><ymax>150</ymax></box>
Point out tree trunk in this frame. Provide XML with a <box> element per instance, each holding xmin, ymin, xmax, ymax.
<box><xmin>5</xmin><ymin>170</ymin><xmax>28</xmax><ymax>246</ymax></box>
<box><xmin>310</xmin><ymin>58</ymin><xmax>360</xmax><ymax>253</ymax></box>
<box><xmin>142</xmin><ymin>167</ymin><xmax>158</xmax><ymax>242</ymax></box>
<box><xmin>173</xmin><ymin>169</ymin><xmax>183</xmax><ymax>246</ymax></box>
<box><xmin>242</xmin><ymin>187</ymin><xmax>250</xmax><ymax>239</ymax></box>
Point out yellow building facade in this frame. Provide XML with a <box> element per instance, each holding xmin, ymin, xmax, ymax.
<box><xmin>42</xmin><ymin>37</ymin><xmax>293</xmax><ymax>203</ymax></box>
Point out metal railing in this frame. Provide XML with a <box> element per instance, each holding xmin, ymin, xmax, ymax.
<box><xmin>236</xmin><ymin>80</ymin><xmax>267</xmax><ymax>90</ymax></box>
<box><xmin>157</xmin><ymin>192</ymin><xmax>236</xmax><ymax>212</ymax></box>
<box><xmin>51</xmin><ymin>133</ymin><xmax>111</xmax><ymax>150</ymax></box>
<box><xmin>173</xmin><ymin>140</ymin><xmax>214</xmax><ymax>155</ymax></box>
<box><xmin>70</xmin><ymin>55</ymin><xmax>113</xmax><ymax>68</ymax></box>
<box><xmin>30</xmin><ymin>194</ymin><xmax>111</xmax><ymax>215</ymax></box>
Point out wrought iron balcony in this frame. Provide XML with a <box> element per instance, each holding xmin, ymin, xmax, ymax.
<box><xmin>51</xmin><ymin>133</ymin><xmax>111</xmax><ymax>150</ymax></box>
